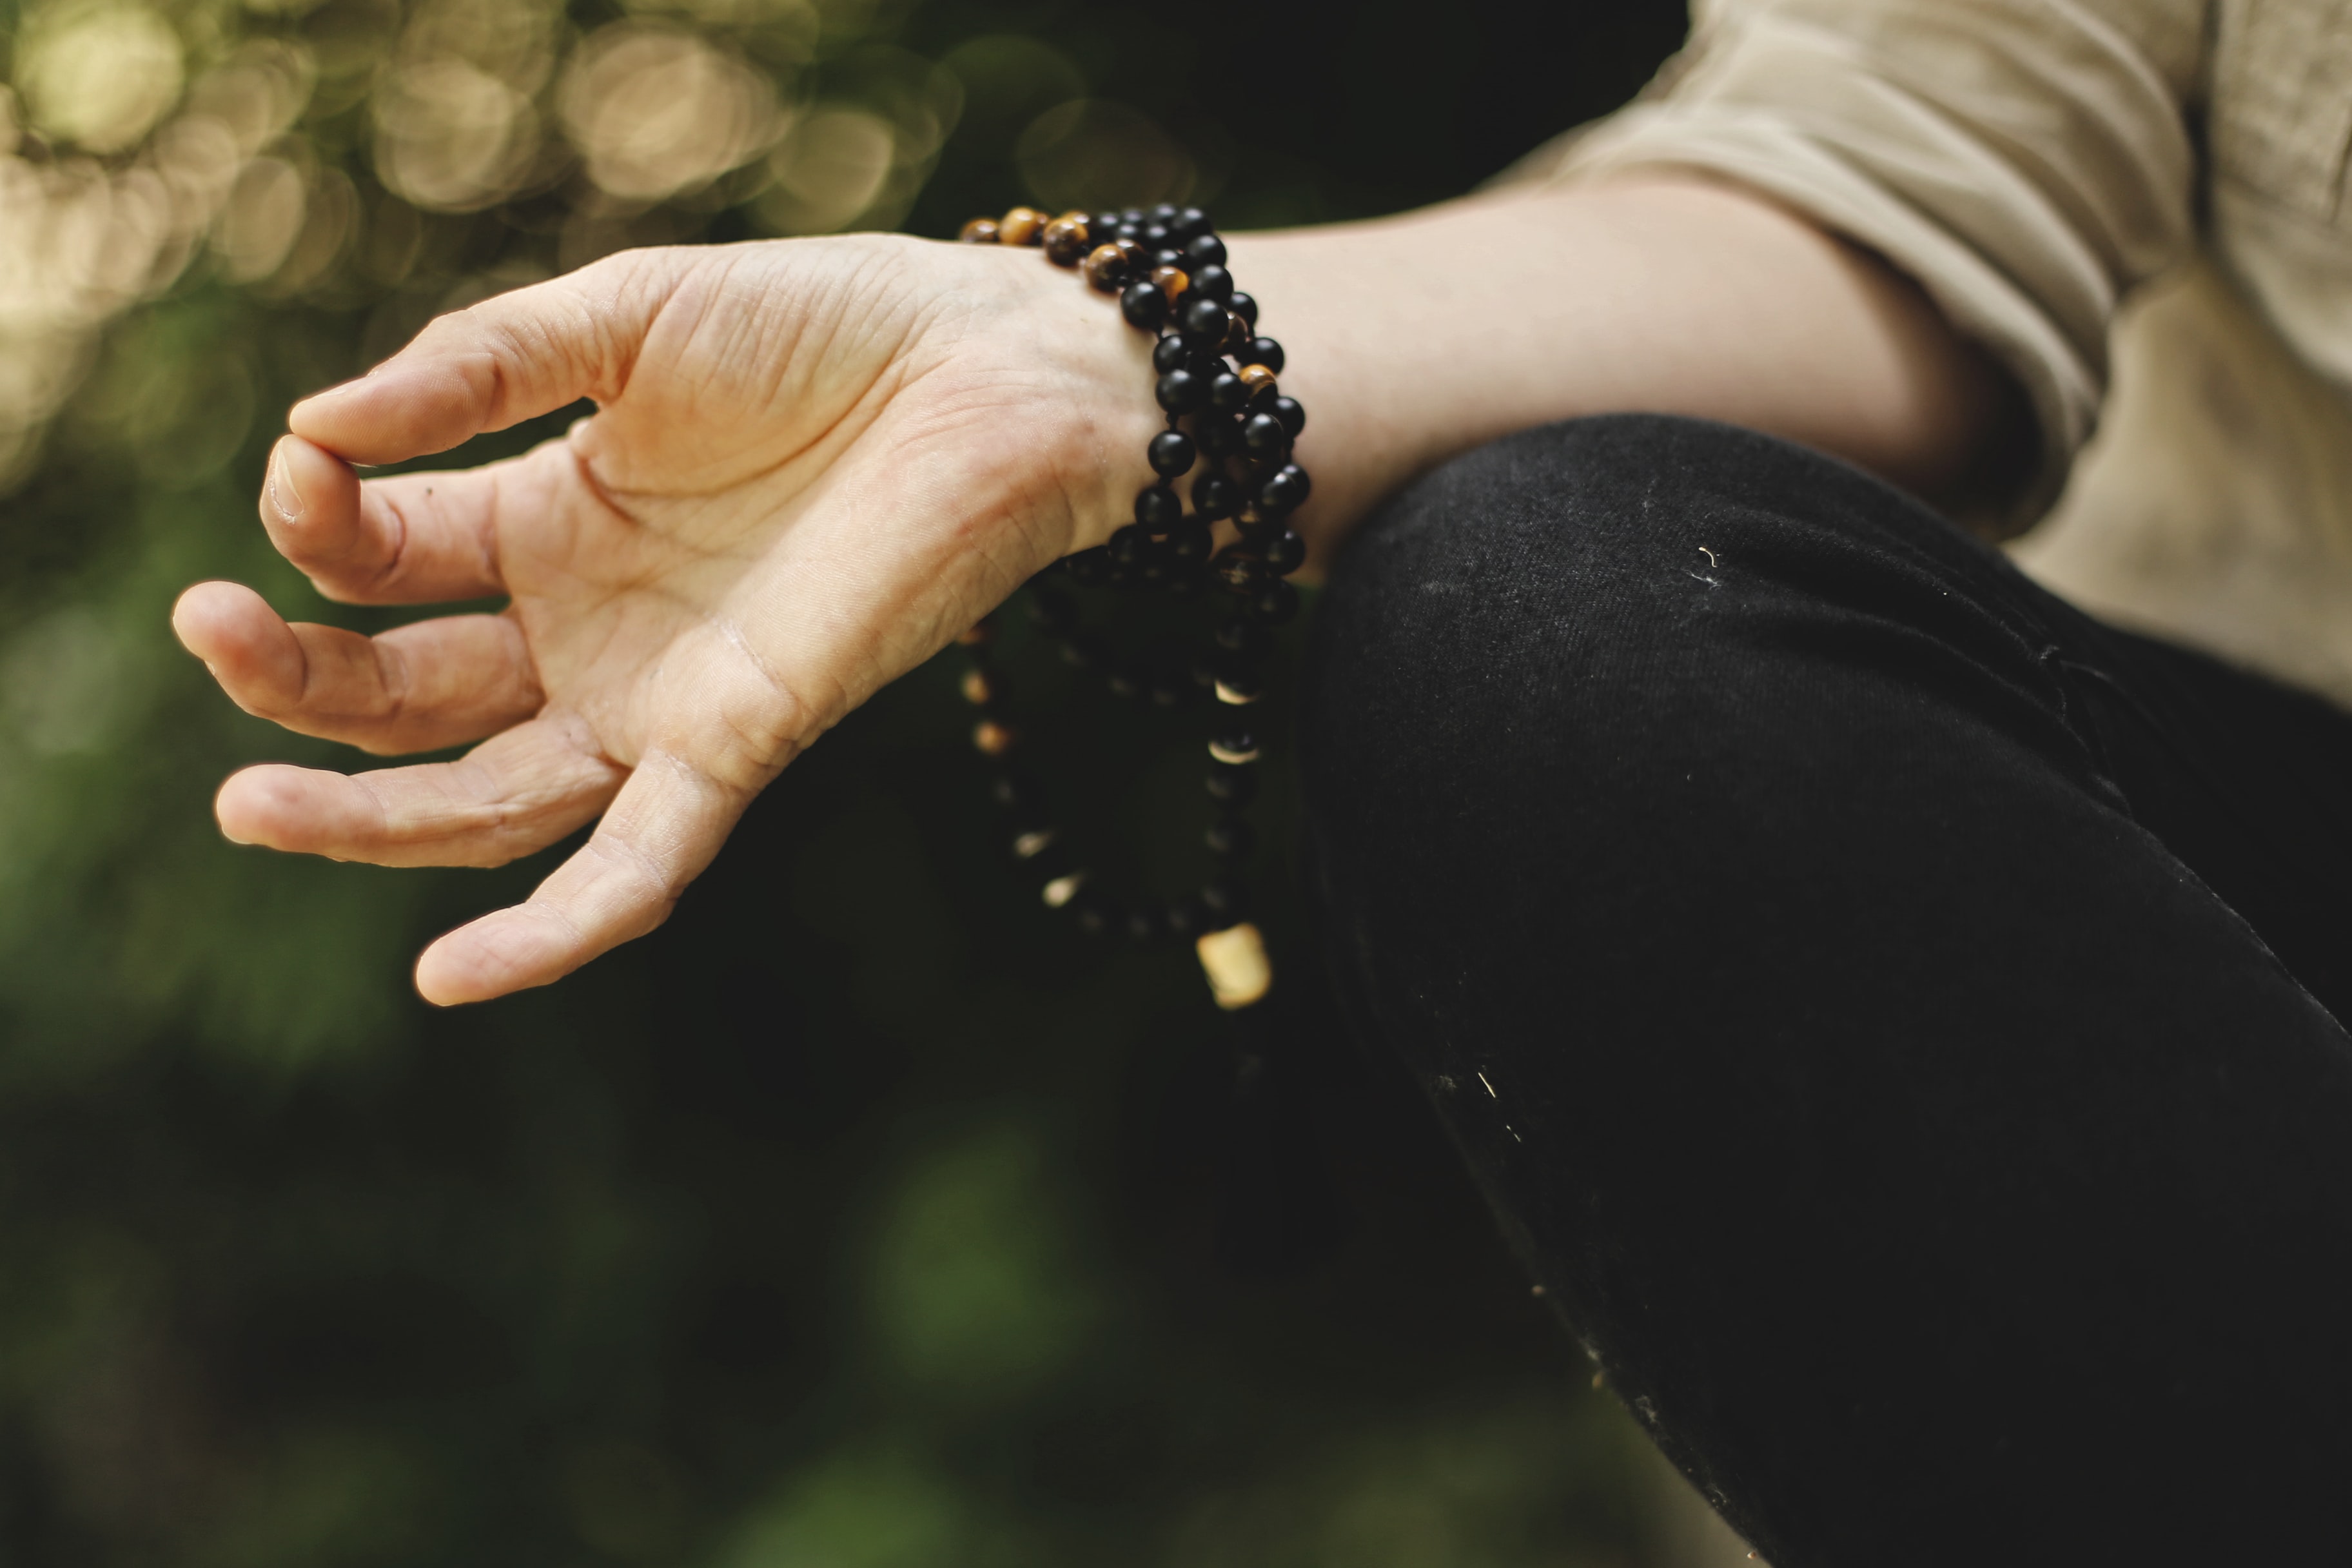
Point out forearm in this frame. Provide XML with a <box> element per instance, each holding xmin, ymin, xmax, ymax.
<box><xmin>1229</xmin><ymin>175</ymin><xmax>2028</xmax><ymax>552</ymax></box>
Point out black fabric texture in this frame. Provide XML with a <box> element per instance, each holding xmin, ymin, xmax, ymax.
<box><xmin>1297</xmin><ymin>413</ymin><xmax>2352</xmax><ymax>1565</ymax></box>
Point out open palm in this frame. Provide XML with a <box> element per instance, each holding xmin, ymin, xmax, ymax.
<box><xmin>173</xmin><ymin>235</ymin><xmax>1159</xmax><ymax>1004</ymax></box>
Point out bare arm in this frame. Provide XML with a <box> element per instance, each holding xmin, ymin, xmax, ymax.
<box><xmin>1244</xmin><ymin>175</ymin><xmax>2028</xmax><ymax>551</ymax></box>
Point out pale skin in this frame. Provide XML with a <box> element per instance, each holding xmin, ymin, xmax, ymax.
<box><xmin>170</xmin><ymin>175</ymin><xmax>2020</xmax><ymax>1006</ymax></box>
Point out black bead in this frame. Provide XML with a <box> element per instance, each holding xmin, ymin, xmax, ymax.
<box><xmin>1183</xmin><ymin>234</ymin><xmax>1228</xmax><ymax>270</ymax></box>
<box><xmin>1213</xmin><ymin>547</ymin><xmax>1268</xmax><ymax>594</ymax></box>
<box><xmin>1271</xmin><ymin>395</ymin><xmax>1306</xmax><ymax>436</ymax></box>
<box><xmin>1206</xmin><ymin>761</ymin><xmax>1257</xmax><ymax>805</ymax></box>
<box><xmin>1196</xmin><ymin>416</ymin><xmax>1240</xmax><ymax>458</ymax></box>
<box><xmin>1106</xmin><ymin>524</ymin><xmax>1150</xmax><ymax>566</ymax></box>
<box><xmin>1191</xmin><ymin>473</ymin><xmax>1239</xmax><ymax>520</ymax></box>
<box><xmin>1147</xmin><ymin>430</ymin><xmax>1196</xmax><ymax>476</ymax></box>
<box><xmin>1155</xmin><ymin>368</ymin><xmax>1206</xmax><ymax>415</ymax></box>
<box><xmin>1228</xmin><ymin>290</ymin><xmax>1259</xmax><ymax>328</ymax></box>
<box><xmin>1188</xmin><ymin>264</ymin><xmax>1235</xmax><ymax>302</ymax></box>
<box><xmin>1213</xmin><ymin>618</ymin><xmax>1269</xmax><ymax>656</ymax></box>
<box><xmin>1152</xmin><ymin>335</ymin><xmax>1190</xmax><ymax>373</ymax></box>
<box><xmin>1058</xmin><ymin>628</ymin><xmax>1108</xmax><ymax>669</ymax></box>
<box><xmin>1092</xmin><ymin>210</ymin><xmax>1122</xmax><ymax>236</ymax></box>
<box><xmin>1200</xmin><ymin>876</ymin><xmax>1252</xmax><ymax>921</ymax></box>
<box><xmin>1153</xmin><ymin>248</ymin><xmax>1184</xmax><ymax>271</ymax></box>
<box><xmin>1205</xmin><ymin>818</ymin><xmax>1256</xmax><ymax>858</ymax></box>
<box><xmin>1239</xmin><ymin>337</ymin><xmax>1284</xmax><ymax>371</ymax></box>
<box><xmin>1248</xmin><ymin>578</ymin><xmax>1298</xmax><ymax>624</ymax></box>
<box><xmin>1263</xmin><ymin>528</ymin><xmax>1307</xmax><ymax>574</ymax></box>
<box><xmin>1167</xmin><ymin>517</ymin><xmax>1213</xmax><ymax>562</ymax></box>
<box><xmin>1135</xmin><ymin>484</ymin><xmax>1184</xmax><ymax>531</ymax></box>
<box><xmin>1026</xmin><ymin>585</ymin><xmax>1077</xmax><ymax>633</ymax></box>
<box><xmin>1121</xmin><ymin>281</ymin><xmax>1168</xmax><ymax>330</ymax></box>
<box><xmin>1256</xmin><ymin>463</ymin><xmax>1311</xmax><ymax>513</ymax></box>
<box><xmin>1211</xmin><ymin>651</ymin><xmax>1265</xmax><ymax>700</ymax></box>
<box><xmin>1242</xmin><ymin>411</ymin><xmax>1289</xmax><ymax>457</ymax></box>
<box><xmin>1181</xmin><ymin>298</ymin><xmax>1231</xmax><ymax>342</ymax></box>
<box><xmin>1206</xmin><ymin>372</ymin><xmax>1251</xmax><ymax>416</ymax></box>
<box><xmin>1063</xmin><ymin>547</ymin><xmax>1110</xmax><ymax>586</ymax></box>
<box><xmin>1140</xmin><ymin>222</ymin><xmax>1171</xmax><ymax>250</ymax></box>
<box><xmin>1171</xmin><ymin>206</ymin><xmax>1210</xmax><ymax>241</ymax></box>
<box><xmin>1072</xmin><ymin>892</ymin><xmax>1119</xmax><ymax>938</ymax></box>
<box><xmin>1164</xmin><ymin>892</ymin><xmax>1209</xmax><ymax>936</ymax></box>
<box><xmin>990</xmin><ymin>770</ymin><xmax>1044</xmax><ymax>816</ymax></box>
<box><xmin>1150</xmin><ymin>202</ymin><xmax>1179</xmax><ymax>224</ymax></box>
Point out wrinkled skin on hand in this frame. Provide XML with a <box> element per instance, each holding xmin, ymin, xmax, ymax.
<box><xmin>173</xmin><ymin>236</ymin><xmax>1162</xmax><ymax>1004</ymax></box>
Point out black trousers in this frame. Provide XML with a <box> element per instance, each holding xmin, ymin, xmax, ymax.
<box><xmin>1299</xmin><ymin>415</ymin><xmax>2352</xmax><ymax>1565</ymax></box>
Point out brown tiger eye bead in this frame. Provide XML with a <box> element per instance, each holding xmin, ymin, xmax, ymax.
<box><xmin>1150</xmin><ymin>265</ymin><xmax>1190</xmax><ymax>308</ymax></box>
<box><xmin>999</xmin><ymin>206</ymin><xmax>1048</xmax><ymax>246</ymax></box>
<box><xmin>1113</xmin><ymin>238</ymin><xmax>1148</xmax><ymax>272</ymax></box>
<box><xmin>974</xmin><ymin>719</ymin><xmax>1017</xmax><ymax>756</ymax></box>
<box><xmin>959</xmin><ymin>217</ymin><xmax>1001</xmax><ymax>244</ymax></box>
<box><xmin>1237</xmin><ymin>363</ymin><xmax>1279</xmax><ymax>400</ymax></box>
<box><xmin>1042</xmin><ymin>216</ymin><xmax>1090</xmax><ymax>266</ymax></box>
<box><xmin>1220</xmin><ymin>311</ymin><xmax>1253</xmax><ymax>355</ymax></box>
<box><xmin>961</xmin><ymin>669</ymin><xmax>995</xmax><ymax>705</ymax></box>
<box><xmin>1083</xmin><ymin>244</ymin><xmax>1127</xmax><ymax>291</ymax></box>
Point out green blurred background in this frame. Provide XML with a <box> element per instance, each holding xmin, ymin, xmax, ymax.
<box><xmin>0</xmin><ymin>0</ymin><xmax>1725</xmax><ymax>1560</ymax></box>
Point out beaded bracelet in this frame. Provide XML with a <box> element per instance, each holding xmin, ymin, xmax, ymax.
<box><xmin>952</xmin><ymin>202</ymin><xmax>1309</xmax><ymax>1015</ymax></box>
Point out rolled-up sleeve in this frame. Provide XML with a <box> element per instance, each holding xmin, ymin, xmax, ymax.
<box><xmin>1512</xmin><ymin>0</ymin><xmax>2205</xmax><ymax>528</ymax></box>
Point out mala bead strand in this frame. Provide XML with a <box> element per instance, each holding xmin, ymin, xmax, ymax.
<box><xmin>956</xmin><ymin>202</ymin><xmax>1306</xmax><ymax>1012</ymax></box>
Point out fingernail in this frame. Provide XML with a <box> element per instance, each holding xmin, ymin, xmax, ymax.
<box><xmin>265</xmin><ymin>445</ymin><xmax>305</xmax><ymax>524</ymax></box>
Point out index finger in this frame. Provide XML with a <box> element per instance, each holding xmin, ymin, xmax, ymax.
<box><xmin>289</xmin><ymin>250</ymin><xmax>669</xmax><ymax>466</ymax></box>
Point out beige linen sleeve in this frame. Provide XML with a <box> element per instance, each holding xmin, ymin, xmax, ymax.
<box><xmin>1511</xmin><ymin>0</ymin><xmax>2207</xmax><ymax>529</ymax></box>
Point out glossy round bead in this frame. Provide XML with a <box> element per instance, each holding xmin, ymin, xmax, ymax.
<box><xmin>1214</xmin><ymin>618</ymin><xmax>1271</xmax><ymax>657</ymax></box>
<box><xmin>1191</xmin><ymin>473</ymin><xmax>1239</xmax><ymax>519</ymax></box>
<box><xmin>1257</xmin><ymin>462</ymin><xmax>1311</xmax><ymax>513</ymax></box>
<box><xmin>1152</xmin><ymin>335</ymin><xmax>1190</xmax><ymax>373</ymax></box>
<box><xmin>1121</xmin><ymin>280</ymin><xmax>1169</xmax><ymax>329</ymax></box>
<box><xmin>974</xmin><ymin>719</ymin><xmax>1017</xmax><ymax>755</ymax></box>
<box><xmin>1026</xmin><ymin>587</ymin><xmax>1077</xmax><ymax>634</ymax></box>
<box><xmin>1150</xmin><ymin>265</ymin><xmax>1190</xmax><ymax>308</ymax></box>
<box><xmin>1228</xmin><ymin>290</ymin><xmax>1259</xmax><ymax>328</ymax></box>
<box><xmin>1172</xmin><ymin>206</ymin><xmax>1210</xmax><ymax>239</ymax></box>
<box><xmin>1042</xmin><ymin>215</ymin><xmax>1090</xmax><ymax>264</ymax></box>
<box><xmin>959</xmin><ymin>217</ymin><xmax>1001</xmax><ymax>243</ymax></box>
<box><xmin>1063</xmin><ymin>547</ymin><xmax>1110</xmax><ymax>585</ymax></box>
<box><xmin>1184</xmin><ymin>233</ymin><xmax>1228</xmax><ymax>269</ymax></box>
<box><xmin>1106</xmin><ymin>524</ymin><xmax>1150</xmax><ymax>566</ymax></box>
<box><xmin>1206</xmin><ymin>372</ymin><xmax>1251</xmax><ymax>416</ymax></box>
<box><xmin>1200</xmin><ymin>876</ymin><xmax>1251</xmax><ymax>921</ymax></box>
<box><xmin>1242</xmin><ymin>410</ymin><xmax>1288</xmax><ymax>457</ymax></box>
<box><xmin>1148</xmin><ymin>429</ymin><xmax>1197</xmax><ymax>476</ymax></box>
<box><xmin>1237</xmin><ymin>362</ymin><xmax>1278</xmax><ymax>400</ymax></box>
<box><xmin>1155</xmin><ymin>367</ymin><xmax>1206</xmax><ymax>415</ymax></box>
<box><xmin>1092</xmin><ymin>211</ymin><xmax>1122</xmax><ymax>238</ymax></box>
<box><xmin>1152</xmin><ymin>248</ymin><xmax>1183</xmax><ymax>271</ymax></box>
<box><xmin>1206</xmin><ymin>818</ymin><xmax>1257</xmax><ymax>858</ymax></box>
<box><xmin>1166</xmin><ymin>518</ymin><xmax>1212</xmax><ymax>562</ymax></box>
<box><xmin>1150</xmin><ymin>202</ymin><xmax>1179</xmax><ymax>224</ymax></box>
<box><xmin>1113</xmin><ymin>237</ymin><xmax>1149</xmax><ymax>271</ymax></box>
<box><xmin>1221</xmin><ymin>313</ymin><xmax>1253</xmax><ymax>356</ymax></box>
<box><xmin>1206</xmin><ymin>761</ymin><xmax>1257</xmax><ymax>805</ymax></box>
<box><xmin>1187</xmin><ymin>263</ymin><xmax>1235</xmax><ymax>302</ymax></box>
<box><xmin>1140</xmin><ymin>221</ymin><xmax>1171</xmax><ymax>250</ymax></box>
<box><xmin>1248</xmin><ymin>578</ymin><xmax>1299</xmax><ymax>624</ymax></box>
<box><xmin>1196</xmin><ymin>416</ymin><xmax>1239</xmax><ymax>458</ymax></box>
<box><xmin>999</xmin><ymin>206</ymin><xmax>1048</xmax><ymax>245</ymax></box>
<box><xmin>1271</xmin><ymin>395</ymin><xmax>1306</xmax><ymax>437</ymax></box>
<box><xmin>1059</xmin><ymin>628</ymin><xmax>1108</xmax><ymax>668</ymax></box>
<box><xmin>1083</xmin><ymin>244</ymin><xmax>1127</xmax><ymax>291</ymax></box>
<box><xmin>1135</xmin><ymin>482</ymin><xmax>1184</xmax><ymax>530</ymax></box>
<box><xmin>1213</xmin><ymin>547</ymin><xmax>1268</xmax><ymax>594</ymax></box>
<box><xmin>1209</xmin><ymin>723</ymin><xmax>1259</xmax><ymax>765</ymax></box>
<box><xmin>954</xmin><ymin>620</ymin><xmax>993</xmax><ymax>647</ymax></box>
<box><xmin>1212</xmin><ymin>652</ymin><xmax>1264</xmax><ymax>702</ymax></box>
<box><xmin>961</xmin><ymin>668</ymin><xmax>996</xmax><ymax>705</ymax></box>
<box><xmin>1262</xmin><ymin>527</ymin><xmax>1307</xmax><ymax>574</ymax></box>
<box><xmin>1164</xmin><ymin>892</ymin><xmax>1209</xmax><ymax>937</ymax></box>
<box><xmin>1239</xmin><ymin>337</ymin><xmax>1284</xmax><ymax>371</ymax></box>
<box><xmin>1181</xmin><ymin>297</ymin><xmax>1231</xmax><ymax>342</ymax></box>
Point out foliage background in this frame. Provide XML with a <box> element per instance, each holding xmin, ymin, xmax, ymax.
<box><xmin>0</xmin><ymin>0</ymin><xmax>1710</xmax><ymax>1560</ymax></box>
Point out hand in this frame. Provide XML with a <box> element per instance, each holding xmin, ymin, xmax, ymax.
<box><xmin>172</xmin><ymin>236</ymin><xmax>1162</xmax><ymax>1005</ymax></box>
